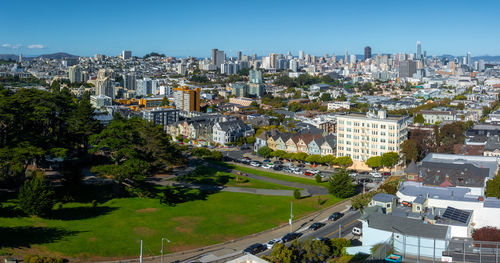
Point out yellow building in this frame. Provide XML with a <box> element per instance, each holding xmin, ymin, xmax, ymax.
<box><xmin>173</xmin><ymin>87</ymin><xmax>200</xmax><ymax>112</ymax></box>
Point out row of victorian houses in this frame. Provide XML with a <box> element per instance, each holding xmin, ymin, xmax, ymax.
<box><xmin>255</xmin><ymin>129</ymin><xmax>337</xmax><ymax>156</ymax></box>
<box><xmin>166</xmin><ymin>113</ymin><xmax>254</xmax><ymax>146</ymax></box>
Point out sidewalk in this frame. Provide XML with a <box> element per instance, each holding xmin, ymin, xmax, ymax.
<box><xmin>99</xmin><ymin>199</ymin><xmax>353</xmax><ymax>263</ymax></box>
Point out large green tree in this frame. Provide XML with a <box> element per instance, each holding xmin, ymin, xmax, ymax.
<box><xmin>401</xmin><ymin>140</ymin><xmax>418</xmax><ymax>163</ymax></box>
<box><xmin>381</xmin><ymin>152</ymin><xmax>399</xmax><ymax>170</ymax></box>
<box><xmin>365</xmin><ymin>156</ymin><xmax>382</xmax><ymax>169</ymax></box>
<box><xmin>328</xmin><ymin>168</ymin><xmax>355</xmax><ymax>198</ymax></box>
<box><xmin>257</xmin><ymin>146</ymin><xmax>273</xmax><ymax>158</ymax></box>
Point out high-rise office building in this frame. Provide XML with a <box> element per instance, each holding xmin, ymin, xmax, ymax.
<box><xmin>215</xmin><ymin>50</ymin><xmax>225</xmax><ymax>68</ymax></box>
<box><xmin>96</xmin><ymin>77</ymin><xmax>114</xmax><ymax>99</ymax></box>
<box><xmin>331</xmin><ymin>53</ymin><xmax>336</xmax><ymax>63</ymax></box>
<box><xmin>249</xmin><ymin>70</ymin><xmax>262</xmax><ymax>84</ymax></box>
<box><xmin>18</xmin><ymin>53</ymin><xmax>22</xmax><ymax>63</ymax></box>
<box><xmin>350</xmin><ymin>54</ymin><xmax>356</xmax><ymax>65</ymax></box>
<box><xmin>467</xmin><ymin>52</ymin><xmax>471</xmax><ymax>67</ymax></box>
<box><xmin>364</xmin><ymin>46</ymin><xmax>371</xmax><ymax>60</ymax></box>
<box><xmin>173</xmin><ymin>87</ymin><xmax>200</xmax><ymax>112</ymax></box>
<box><xmin>237</xmin><ymin>51</ymin><xmax>242</xmax><ymax>61</ymax></box>
<box><xmin>298</xmin><ymin>50</ymin><xmax>304</xmax><ymax>60</ymax></box>
<box><xmin>289</xmin><ymin>60</ymin><xmax>298</xmax><ymax>72</ymax></box>
<box><xmin>177</xmin><ymin>64</ymin><xmax>187</xmax><ymax>75</ymax></box>
<box><xmin>68</xmin><ymin>65</ymin><xmax>82</xmax><ymax>83</ymax></box>
<box><xmin>416</xmin><ymin>41</ymin><xmax>421</xmax><ymax>60</ymax></box>
<box><xmin>122</xmin><ymin>50</ymin><xmax>132</xmax><ymax>60</ymax></box>
<box><xmin>344</xmin><ymin>49</ymin><xmax>348</xmax><ymax>64</ymax></box>
<box><xmin>269</xmin><ymin>53</ymin><xmax>279</xmax><ymax>69</ymax></box>
<box><xmin>123</xmin><ymin>73</ymin><xmax>136</xmax><ymax>90</ymax></box>
<box><xmin>212</xmin><ymin>48</ymin><xmax>218</xmax><ymax>65</ymax></box>
<box><xmin>398</xmin><ymin>60</ymin><xmax>417</xmax><ymax>78</ymax></box>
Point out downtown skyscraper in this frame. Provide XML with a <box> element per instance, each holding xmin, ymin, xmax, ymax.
<box><xmin>416</xmin><ymin>41</ymin><xmax>422</xmax><ymax>59</ymax></box>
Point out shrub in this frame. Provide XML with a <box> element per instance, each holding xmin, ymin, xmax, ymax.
<box><xmin>293</xmin><ymin>189</ymin><xmax>301</xmax><ymax>199</ymax></box>
<box><xmin>315</xmin><ymin>173</ymin><xmax>322</xmax><ymax>183</ymax></box>
<box><xmin>18</xmin><ymin>175</ymin><xmax>56</xmax><ymax>217</ymax></box>
<box><xmin>472</xmin><ymin>226</ymin><xmax>500</xmax><ymax>242</ymax></box>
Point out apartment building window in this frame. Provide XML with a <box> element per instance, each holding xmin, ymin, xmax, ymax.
<box><xmin>347</xmin><ymin>121</ymin><xmax>352</xmax><ymax>126</ymax></box>
<box><xmin>338</xmin><ymin>133</ymin><xmax>344</xmax><ymax>137</ymax></box>
<box><xmin>354</xmin><ymin>129</ymin><xmax>360</xmax><ymax>133</ymax></box>
<box><xmin>346</xmin><ymin>147</ymin><xmax>351</xmax><ymax>151</ymax></box>
<box><xmin>354</xmin><ymin>148</ymin><xmax>359</xmax><ymax>152</ymax></box>
<box><xmin>381</xmin><ymin>125</ymin><xmax>386</xmax><ymax>129</ymax></box>
<box><xmin>346</xmin><ymin>134</ymin><xmax>351</xmax><ymax>138</ymax></box>
<box><xmin>354</xmin><ymin>122</ymin><xmax>360</xmax><ymax>126</ymax></box>
<box><xmin>381</xmin><ymin>132</ymin><xmax>386</xmax><ymax>136</ymax></box>
<box><xmin>354</xmin><ymin>142</ymin><xmax>359</xmax><ymax>146</ymax></box>
<box><xmin>371</xmin><ymin>138</ymin><xmax>378</xmax><ymax>142</ymax></box>
<box><xmin>339</xmin><ymin>120</ymin><xmax>344</xmax><ymax>124</ymax></box>
<box><xmin>372</xmin><ymin>151</ymin><xmax>378</xmax><ymax>155</ymax></box>
<box><xmin>354</xmin><ymin>135</ymin><xmax>359</xmax><ymax>139</ymax></box>
<box><xmin>389</xmin><ymin>147</ymin><xmax>394</xmax><ymax>151</ymax></box>
<box><xmin>380</xmin><ymin>139</ymin><xmax>386</xmax><ymax>143</ymax></box>
<box><xmin>372</xmin><ymin>144</ymin><xmax>377</xmax><ymax>149</ymax></box>
<box><xmin>389</xmin><ymin>133</ymin><xmax>395</xmax><ymax>137</ymax></box>
<box><xmin>338</xmin><ymin>146</ymin><xmax>344</xmax><ymax>150</ymax></box>
<box><xmin>372</xmin><ymin>131</ymin><xmax>378</xmax><ymax>135</ymax></box>
<box><xmin>389</xmin><ymin>125</ymin><xmax>395</xmax><ymax>130</ymax></box>
<box><xmin>339</xmin><ymin>127</ymin><xmax>344</xmax><ymax>131</ymax></box>
<box><xmin>347</xmin><ymin>128</ymin><xmax>352</xmax><ymax>132</ymax></box>
<box><xmin>346</xmin><ymin>141</ymin><xmax>351</xmax><ymax>145</ymax></box>
<box><xmin>339</xmin><ymin>140</ymin><xmax>344</xmax><ymax>144</ymax></box>
<box><xmin>380</xmin><ymin>146</ymin><xmax>386</xmax><ymax>150</ymax></box>
<box><xmin>372</xmin><ymin>124</ymin><xmax>378</xmax><ymax>128</ymax></box>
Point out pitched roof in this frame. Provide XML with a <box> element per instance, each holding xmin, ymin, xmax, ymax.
<box><xmin>372</xmin><ymin>193</ymin><xmax>397</xmax><ymax>203</ymax></box>
<box><xmin>405</xmin><ymin>160</ymin><xmax>418</xmax><ymax>174</ymax></box>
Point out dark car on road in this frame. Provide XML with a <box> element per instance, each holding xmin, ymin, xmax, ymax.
<box><xmin>243</xmin><ymin>243</ymin><xmax>267</xmax><ymax>254</ymax></box>
<box><xmin>328</xmin><ymin>212</ymin><xmax>344</xmax><ymax>221</ymax></box>
<box><xmin>308</xmin><ymin>222</ymin><xmax>326</xmax><ymax>230</ymax></box>
<box><xmin>281</xmin><ymin>232</ymin><xmax>303</xmax><ymax>243</ymax></box>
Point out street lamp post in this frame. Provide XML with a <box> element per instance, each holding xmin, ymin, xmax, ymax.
<box><xmin>161</xmin><ymin>238</ymin><xmax>171</xmax><ymax>263</ymax></box>
<box><xmin>290</xmin><ymin>201</ymin><xmax>294</xmax><ymax>232</ymax></box>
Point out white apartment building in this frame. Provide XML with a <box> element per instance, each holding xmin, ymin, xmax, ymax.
<box><xmin>336</xmin><ymin>110</ymin><xmax>410</xmax><ymax>162</ymax></box>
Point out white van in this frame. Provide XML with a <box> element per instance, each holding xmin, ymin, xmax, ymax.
<box><xmin>352</xmin><ymin>227</ymin><xmax>362</xmax><ymax>236</ymax></box>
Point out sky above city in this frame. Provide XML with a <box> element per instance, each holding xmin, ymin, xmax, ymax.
<box><xmin>1</xmin><ymin>0</ymin><xmax>500</xmax><ymax>58</ymax></box>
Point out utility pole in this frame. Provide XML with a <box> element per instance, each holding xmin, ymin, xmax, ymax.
<box><xmin>290</xmin><ymin>201</ymin><xmax>294</xmax><ymax>232</ymax></box>
<box><xmin>161</xmin><ymin>238</ymin><xmax>170</xmax><ymax>263</ymax></box>
<box><xmin>140</xmin><ymin>240</ymin><xmax>143</xmax><ymax>263</ymax></box>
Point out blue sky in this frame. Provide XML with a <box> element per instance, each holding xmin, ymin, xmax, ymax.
<box><xmin>1</xmin><ymin>0</ymin><xmax>499</xmax><ymax>57</ymax></box>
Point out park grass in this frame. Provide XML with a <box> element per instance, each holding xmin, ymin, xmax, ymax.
<box><xmin>224</xmin><ymin>174</ymin><xmax>298</xmax><ymax>190</ymax></box>
<box><xmin>0</xmin><ymin>192</ymin><xmax>342</xmax><ymax>260</ymax></box>
<box><xmin>227</xmin><ymin>164</ymin><xmax>327</xmax><ymax>187</ymax></box>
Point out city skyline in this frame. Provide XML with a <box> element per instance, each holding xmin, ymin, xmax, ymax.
<box><xmin>1</xmin><ymin>0</ymin><xmax>500</xmax><ymax>57</ymax></box>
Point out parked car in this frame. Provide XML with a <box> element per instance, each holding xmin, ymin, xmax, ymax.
<box><xmin>370</xmin><ymin>172</ymin><xmax>382</xmax><ymax>178</ymax></box>
<box><xmin>281</xmin><ymin>232</ymin><xmax>303</xmax><ymax>243</ymax></box>
<box><xmin>297</xmin><ymin>164</ymin><xmax>305</xmax><ymax>168</ymax></box>
<box><xmin>262</xmin><ymin>163</ymin><xmax>274</xmax><ymax>169</ymax></box>
<box><xmin>263</xmin><ymin>159</ymin><xmax>271</xmax><ymax>163</ymax></box>
<box><xmin>328</xmin><ymin>212</ymin><xmax>344</xmax><ymax>221</ymax></box>
<box><xmin>293</xmin><ymin>169</ymin><xmax>303</xmax><ymax>175</ymax></box>
<box><xmin>382</xmin><ymin>172</ymin><xmax>391</xmax><ymax>177</ymax></box>
<box><xmin>304</xmin><ymin>171</ymin><xmax>313</xmax><ymax>176</ymax></box>
<box><xmin>308</xmin><ymin>222</ymin><xmax>326</xmax><ymax>230</ymax></box>
<box><xmin>265</xmin><ymin>238</ymin><xmax>282</xmax><ymax>249</ymax></box>
<box><xmin>274</xmin><ymin>160</ymin><xmax>282</xmax><ymax>165</ymax></box>
<box><xmin>349</xmin><ymin>172</ymin><xmax>357</xmax><ymax>177</ymax></box>
<box><xmin>352</xmin><ymin>227</ymin><xmax>362</xmax><ymax>236</ymax></box>
<box><xmin>273</xmin><ymin>165</ymin><xmax>283</xmax><ymax>171</ymax></box>
<box><xmin>283</xmin><ymin>167</ymin><xmax>293</xmax><ymax>173</ymax></box>
<box><xmin>250</xmin><ymin>161</ymin><xmax>261</xmax><ymax>167</ymax></box>
<box><xmin>243</xmin><ymin>243</ymin><xmax>267</xmax><ymax>254</ymax></box>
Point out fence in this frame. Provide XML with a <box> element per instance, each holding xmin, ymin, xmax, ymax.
<box><xmin>442</xmin><ymin>238</ymin><xmax>500</xmax><ymax>263</ymax></box>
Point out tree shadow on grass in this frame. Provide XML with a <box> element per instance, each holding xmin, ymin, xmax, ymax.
<box><xmin>47</xmin><ymin>206</ymin><xmax>117</xmax><ymax>220</ymax></box>
<box><xmin>0</xmin><ymin>226</ymin><xmax>80</xmax><ymax>248</ymax></box>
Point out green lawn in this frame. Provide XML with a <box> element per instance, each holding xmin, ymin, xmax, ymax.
<box><xmin>0</xmin><ymin>192</ymin><xmax>341</xmax><ymax>260</ymax></box>
<box><xmin>227</xmin><ymin>164</ymin><xmax>327</xmax><ymax>187</ymax></box>
<box><xmin>224</xmin><ymin>174</ymin><xmax>298</xmax><ymax>190</ymax></box>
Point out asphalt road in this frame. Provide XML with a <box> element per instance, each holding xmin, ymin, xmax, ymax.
<box><xmin>257</xmin><ymin>210</ymin><xmax>362</xmax><ymax>257</ymax></box>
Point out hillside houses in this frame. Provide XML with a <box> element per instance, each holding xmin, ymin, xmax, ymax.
<box><xmin>258</xmin><ymin>131</ymin><xmax>337</xmax><ymax>156</ymax></box>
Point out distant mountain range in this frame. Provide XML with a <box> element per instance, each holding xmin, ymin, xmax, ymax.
<box><xmin>0</xmin><ymin>52</ymin><xmax>79</xmax><ymax>61</ymax></box>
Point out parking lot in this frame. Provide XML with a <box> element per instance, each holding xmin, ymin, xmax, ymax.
<box><xmin>222</xmin><ymin>153</ymin><xmax>390</xmax><ymax>184</ymax></box>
